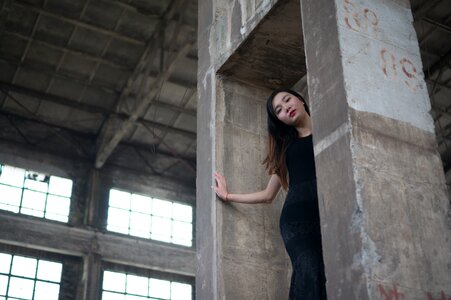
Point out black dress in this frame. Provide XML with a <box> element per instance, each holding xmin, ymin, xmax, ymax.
<box><xmin>279</xmin><ymin>135</ymin><xmax>327</xmax><ymax>299</ymax></box>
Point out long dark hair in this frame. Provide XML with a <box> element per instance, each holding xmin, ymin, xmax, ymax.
<box><xmin>262</xmin><ymin>89</ymin><xmax>310</xmax><ymax>189</ymax></box>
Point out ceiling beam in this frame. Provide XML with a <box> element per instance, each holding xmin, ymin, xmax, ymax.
<box><xmin>13</xmin><ymin>1</ymin><xmax>145</xmax><ymax>46</ymax></box>
<box><xmin>413</xmin><ymin>0</ymin><xmax>443</xmax><ymax>21</ymax></box>
<box><xmin>0</xmin><ymin>0</ymin><xmax>12</xmax><ymax>36</ymax></box>
<box><xmin>424</xmin><ymin>48</ymin><xmax>451</xmax><ymax>80</ymax></box>
<box><xmin>421</xmin><ymin>17</ymin><xmax>451</xmax><ymax>34</ymax></box>
<box><xmin>8</xmin><ymin>31</ymin><xmax>133</xmax><ymax>70</ymax></box>
<box><xmin>0</xmin><ymin>82</ymin><xmax>196</xmax><ymax>137</ymax></box>
<box><xmin>95</xmin><ymin>0</ymin><xmax>193</xmax><ymax>169</ymax></box>
<box><xmin>0</xmin><ymin>109</ymin><xmax>195</xmax><ymax>166</ymax></box>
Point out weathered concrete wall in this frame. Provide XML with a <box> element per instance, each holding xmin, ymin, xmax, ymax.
<box><xmin>197</xmin><ymin>0</ymin><xmax>304</xmax><ymax>298</ymax></box>
<box><xmin>301</xmin><ymin>0</ymin><xmax>451</xmax><ymax>298</ymax></box>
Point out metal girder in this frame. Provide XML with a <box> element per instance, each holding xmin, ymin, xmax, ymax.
<box><xmin>413</xmin><ymin>0</ymin><xmax>443</xmax><ymax>21</ymax></box>
<box><xmin>95</xmin><ymin>42</ymin><xmax>194</xmax><ymax>168</ymax></box>
<box><xmin>0</xmin><ymin>0</ymin><xmax>12</xmax><ymax>35</ymax></box>
<box><xmin>94</xmin><ymin>0</ymin><xmax>192</xmax><ymax>169</ymax></box>
<box><xmin>425</xmin><ymin>48</ymin><xmax>451</xmax><ymax>80</ymax></box>
<box><xmin>0</xmin><ymin>108</ymin><xmax>195</xmax><ymax>166</ymax></box>
<box><xmin>13</xmin><ymin>1</ymin><xmax>146</xmax><ymax>46</ymax></box>
<box><xmin>422</xmin><ymin>17</ymin><xmax>451</xmax><ymax>34</ymax></box>
<box><xmin>7</xmin><ymin>31</ymin><xmax>133</xmax><ymax>70</ymax></box>
<box><xmin>0</xmin><ymin>82</ymin><xmax>196</xmax><ymax>137</ymax></box>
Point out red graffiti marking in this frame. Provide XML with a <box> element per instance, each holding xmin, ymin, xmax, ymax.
<box><xmin>378</xmin><ymin>284</ymin><xmax>405</xmax><ymax>300</ymax></box>
<box><xmin>379</xmin><ymin>49</ymin><xmax>421</xmax><ymax>91</ymax></box>
<box><xmin>342</xmin><ymin>0</ymin><xmax>378</xmax><ymax>33</ymax></box>
<box><xmin>380</xmin><ymin>49</ymin><xmax>397</xmax><ymax>78</ymax></box>
<box><xmin>400</xmin><ymin>58</ymin><xmax>417</xmax><ymax>78</ymax></box>
<box><xmin>426</xmin><ymin>291</ymin><xmax>451</xmax><ymax>300</ymax></box>
<box><xmin>364</xmin><ymin>8</ymin><xmax>379</xmax><ymax>26</ymax></box>
<box><xmin>343</xmin><ymin>0</ymin><xmax>361</xmax><ymax>32</ymax></box>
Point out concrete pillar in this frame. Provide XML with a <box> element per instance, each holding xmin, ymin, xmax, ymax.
<box><xmin>300</xmin><ymin>0</ymin><xmax>451</xmax><ymax>298</ymax></box>
<box><xmin>196</xmin><ymin>0</ymin><xmax>298</xmax><ymax>298</ymax></box>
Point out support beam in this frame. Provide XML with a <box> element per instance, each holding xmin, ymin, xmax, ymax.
<box><xmin>301</xmin><ymin>0</ymin><xmax>451</xmax><ymax>298</ymax></box>
<box><xmin>413</xmin><ymin>0</ymin><xmax>443</xmax><ymax>21</ymax></box>
<box><xmin>425</xmin><ymin>48</ymin><xmax>451</xmax><ymax>80</ymax></box>
<box><xmin>0</xmin><ymin>110</ymin><xmax>196</xmax><ymax>170</ymax></box>
<box><xmin>0</xmin><ymin>82</ymin><xmax>196</xmax><ymax>135</ymax></box>
<box><xmin>422</xmin><ymin>17</ymin><xmax>451</xmax><ymax>35</ymax></box>
<box><xmin>95</xmin><ymin>42</ymin><xmax>194</xmax><ymax>167</ymax></box>
<box><xmin>13</xmin><ymin>1</ymin><xmax>146</xmax><ymax>46</ymax></box>
<box><xmin>0</xmin><ymin>213</ymin><xmax>195</xmax><ymax>276</ymax></box>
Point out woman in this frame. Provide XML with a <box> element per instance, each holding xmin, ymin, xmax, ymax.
<box><xmin>213</xmin><ymin>89</ymin><xmax>327</xmax><ymax>299</ymax></box>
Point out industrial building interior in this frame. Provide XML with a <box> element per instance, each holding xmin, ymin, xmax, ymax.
<box><xmin>0</xmin><ymin>0</ymin><xmax>449</xmax><ymax>299</ymax></box>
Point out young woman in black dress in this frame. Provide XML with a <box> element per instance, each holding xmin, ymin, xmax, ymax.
<box><xmin>213</xmin><ymin>89</ymin><xmax>327</xmax><ymax>299</ymax></box>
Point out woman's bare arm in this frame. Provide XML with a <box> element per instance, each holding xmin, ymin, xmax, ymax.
<box><xmin>213</xmin><ymin>172</ymin><xmax>281</xmax><ymax>204</ymax></box>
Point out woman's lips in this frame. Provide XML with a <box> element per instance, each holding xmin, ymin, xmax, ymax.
<box><xmin>289</xmin><ymin>110</ymin><xmax>296</xmax><ymax>118</ymax></box>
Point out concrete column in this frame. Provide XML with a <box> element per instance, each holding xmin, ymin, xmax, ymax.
<box><xmin>301</xmin><ymin>0</ymin><xmax>451</xmax><ymax>299</ymax></box>
<box><xmin>196</xmin><ymin>0</ymin><xmax>296</xmax><ymax>298</ymax></box>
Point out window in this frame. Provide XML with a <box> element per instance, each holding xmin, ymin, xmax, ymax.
<box><xmin>107</xmin><ymin>189</ymin><xmax>193</xmax><ymax>247</ymax></box>
<box><xmin>0</xmin><ymin>164</ymin><xmax>73</xmax><ymax>222</ymax></box>
<box><xmin>0</xmin><ymin>252</ymin><xmax>62</xmax><ymax>300</ymax></box>
<box><xmin>102</xmin><ymin>270</ymin><xmax>192</xmax><ymax>300</ymax></box>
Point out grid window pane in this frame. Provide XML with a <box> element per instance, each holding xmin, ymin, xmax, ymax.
<box><xmin>131</xmin><ymin>194</ymin><xmax>152</xmax><ymax>214</ymax></box>
<box><xmin>103</xmin><ymin>271</ymin><xmax>126</xmax><ymax>293</ymax></box>
<box><xmin>171</xmin><ymin>282</ymin><xmax>192</xmax><ymax>300</ymax></box>
<box><xmin>102</xmin><ymin>291</ymin><xmax>125</xmax><ymax>300</ymax></box>
<box><xmin>11</xmin><ymin>256</ymin><xmax>37</xmax><ymax>278</ymax></box>
<box><xmin>108</xmin><ymin>188</ymin><xmax>193</xmax><ymax>247</ymax></box>
<box><xmin>34</xmin><ymin>281</ymin><xmax>59</xmax><ymax>300</ymax></box>
<box><xmin>1</xmin><ymin>253</ymin><xmax>62</xmax><ymax>300</ymax></box>
<box><xmin>172</xmin><ymin>239</ymin><xmax>192</xmax><ymax>247</ymax></box>
<box><xmin>0</xmin><ymin>253</ymin><xmax>12</xmax><ymax>273</ymax></box>
<box><xmin>0</xmin><ymin>164</ymin><xmax>72</xmax><ymax>223</ymax></box>
<box><xmin>130</xmin><ymin>212</ymin><xmax>151</xmax><ymax>232</ymax></box>
<box><xmin>151</xmin><ymin>217</ymin><xmax>171</xmax><ymax>237</ymax></box>
<box><xmin>149</xmin><ymin>278</ymin><xmax>170</xmax><ymax>299</ymax></box>
<box><xmin>152</xmin><ymin>199</ymin><xmax>172</xmax><ymax>218</ymax></box>
<box><xmin>0</xmin><ymin>185</ymin><xmax>21</xmax><ymax>210</ymax></box>
<box><xmin>107</xmin><ymin>207</ymin><xmax>130</xmax><ymax>233</ymax></box>
<box><xmin>103</xmin><ymin>271</ymin><xmax>191</xmax><ymax>300</ymax></box>
<box><xmin>126</xmin><ymin>274</ymin><xmax>148</xmax><ymax>296</ymax></box>
<box><xmin>172</xmin><ymin>221</ymin><xmax>192</xmax><ymax>240</ymax></box>
<box><xmin>46</xmin><ymin>195</ymin><xmax>70</xmax><ymax>215</ymax></box>
<box><xmin>109</xmin><ymin>189</ymin><xmax>131</xmax><ymax>210</ymax></box>
<box><xmin>21</xmin><ymin>190</ymin><xmax>46</xmax><ymax>214</ymax></box>
<box><xmin>0</xmin><ymin>165</ymin><xmax>25</xmax><ymax>187</ymax></box>
<box><xmin>48</xmin><ymin>176</ymin><xmax>73</xmax><ymax>197</ymax></box>
<box><xmin>37</xmin><ymin>260</ymin><xmax>62</xmax><ymax>282</ymax></box>
<box><xmin>172</xmin><ymin>204</ymin><xmax>192</xmax><ymax>223</ymax></box>
<box><xmin>24</xmin><ymin>174</ymin><xmax>48</xmax><ymax>193</ymax></box>
<box><xmin>0</xmin><ymin>275</ymin><xmax>8</xmax><ymax>295</ymax></box>
<box><xmin>8</xmin><ymin>277</ymin><xmax>34</xmax><ymax>299</ymax></box>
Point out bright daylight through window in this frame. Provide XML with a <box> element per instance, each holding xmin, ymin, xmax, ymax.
<box><xmin>0</xmin><ymin>252</ymin><xmax>62</xmax><ymax>300</ymax></box>
<box><xmin>0</xmin><ymin>164</ymin><xmax>73</xmax><ymax>222</ymax></box>
<box><xmin>102</xmin><ymin>270</ymin><xmax>192</xmax><ymax>300</ymax></box>
<box><xmin>107</xmin><ymin>189</ymin><xmax>193</xmax><ymax>247</ymax></box>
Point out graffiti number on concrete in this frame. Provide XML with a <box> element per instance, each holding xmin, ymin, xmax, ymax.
<box><xmin>380</xmin><ymin>49</ymin><xmax>421</xmax><ymax>91</ymax></box>
<box><xmin>426</xmin><ymin>291</ymin><xmax>451</xmax><ymax>300</ymax></box>
<box><xmin>342</xmin><ymin>0</ymin><xmax>379</xmax><ymax>33</ymax></box>
<box><xmin>380</xmin><ymin>49</ymin><xmax>397</xmax><ymax>79</ymax></box>
<box><xmin>378</xmin><ymin>284</ymin><xmax>405</xmax><ymax>300</ymax></box>
<box><xmin>377</xmin><ymin>283</ymin><xmax>450</xmax><ymax>300</ymax></box>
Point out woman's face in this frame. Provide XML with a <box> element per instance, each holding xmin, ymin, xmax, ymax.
<box><xmin>272</xmin><ymin>92</ymin><xmax>307</xmax><ymax>126</ymax></box>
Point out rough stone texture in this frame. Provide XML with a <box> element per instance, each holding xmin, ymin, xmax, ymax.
<box><xmin>219</xmin><ymin>0</ymin><xmax>305</xmax><ymax>89</ymax></box>
<box><xmin>197</xmin><ymin>0</ymin><xmax>300</xmax><ymax>298</ymax></box>
<box><xmin>216</xmin><ymin>79</ymin><xmax>290</xmax><ymax>299</ymax></box>
<box><xmin>301</xmin><ymin>0</ymin><xmax>451</xmax><ymax>299</ymax></box>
